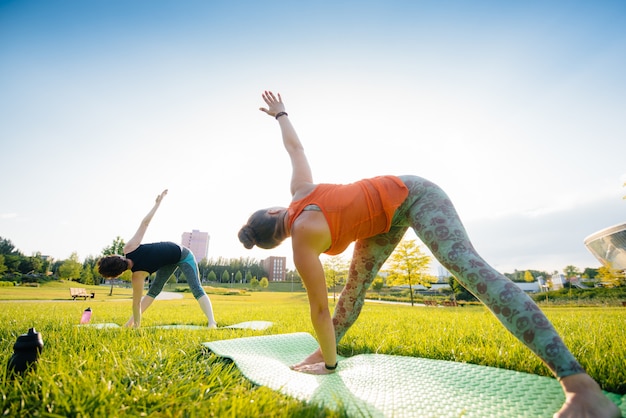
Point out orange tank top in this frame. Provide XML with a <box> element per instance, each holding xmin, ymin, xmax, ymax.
<box><xmin>287</xmin><ymin>176</ymin><xmax>409</xmax><ymax>255</ymax></box>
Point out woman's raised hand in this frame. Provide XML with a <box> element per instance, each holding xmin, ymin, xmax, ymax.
<box><xmin>259</xmin><ymin>91</ymin><xmax>286</xmax><ymax>117</ymax></box>
<box><xmin>155</xmin><ymin>189</ymin><xmax>168</xmax><ymax>204</ymax></box>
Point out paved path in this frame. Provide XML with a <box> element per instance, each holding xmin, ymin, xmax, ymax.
<box><xmin>155</xmin><ymin>291</ymin><xmax>183</xmax><ymax>300</ymax></box>
<box><xmin>0</xmin><ymin>291</ymin><xmax>184</xmax><ymax>303</ymax></box>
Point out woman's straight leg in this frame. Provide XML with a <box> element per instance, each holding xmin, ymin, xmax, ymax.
<box><xmin>398</xmin><ymin>175</ymin><xmax>584</xmax><ymax>378</ymax></box>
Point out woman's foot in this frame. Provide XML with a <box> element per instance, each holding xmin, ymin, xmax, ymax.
<box><xmin>290</xmin><ymin>348</ymin><xmax>324</xmax><ymax>369</ymax></box>
<box><xmin>555</xmin><ymin>373</ymin><xmax>621</xmax><ymax>418</ymax></box>
<box><xmin>208</xmin><ymin>322</ymin><xmax>218</xmax><ymax>329</ymax></box>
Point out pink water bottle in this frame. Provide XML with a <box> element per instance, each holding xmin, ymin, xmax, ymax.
<box><xmin>80</xmin><ymin>307</ymin><xmax>92</xmax><ymax>324</ymax></box>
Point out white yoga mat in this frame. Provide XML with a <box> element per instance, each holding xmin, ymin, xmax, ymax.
<box><xmin>152</xmin><ymin>321</ymin><xmax>273</xmax><ymax>330</ymax></box>
<box><xmin>77</xmin><ymin>321</ymin><xmax>273</xmax><ymax>331</ymax></box>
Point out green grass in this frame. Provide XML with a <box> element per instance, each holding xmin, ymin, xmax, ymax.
<box><xmin>1</xmin><ymin>285</ymin><xmax>625</xmax><ymax>417</ymax></box>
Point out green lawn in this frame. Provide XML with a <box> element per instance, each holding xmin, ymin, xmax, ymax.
<box><xmin>1</xmin><ymin>283</ymin><xmax>624</xmax><ymax>416</ymax></box>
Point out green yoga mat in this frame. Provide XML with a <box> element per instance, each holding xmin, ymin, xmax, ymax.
<box><xmin>204</xmin><ymin>332</ymin><xmax>625</xmax><ymax>418</ymax></box>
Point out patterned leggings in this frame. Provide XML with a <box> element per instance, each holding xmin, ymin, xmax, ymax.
<box><xmin>333</xmin><ymin>175</ymin><xmax>584</xmax><ymax>379</ymax></box>
<box><xmin>146</xmin><ymin>247</ymin><xmax>207</xmax><ymax>300</ymax></box>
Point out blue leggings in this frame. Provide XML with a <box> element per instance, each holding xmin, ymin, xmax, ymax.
<box><xmin>333</xmin><ymin>175</ymin><xmax>584</xmax><ymax>379</ymax></box>
<box><xmin>146</xmin><ymin>247</ymin><xmax>207</xmax><ymax>300</ymax></box>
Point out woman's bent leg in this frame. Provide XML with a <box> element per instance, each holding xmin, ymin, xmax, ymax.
<box><xmin>146</xmin><ymin>264</ymin><xmax>177</xmax><ymax>298</ymax></box>
<box><xmin>333</xmin><ymin>226</ymin><xmax>408</xmax><ymax>342</ymax></box>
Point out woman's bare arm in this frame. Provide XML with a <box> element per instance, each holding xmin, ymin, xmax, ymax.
<box><xmin>123</xmin><ymin>190</ymin><xmax>168</xmax><ymax>254</ymax></box>
<box><xmin>259</xmin><ymin>91</ymin><xmax>313</xmax><ymax>198</ymax></box>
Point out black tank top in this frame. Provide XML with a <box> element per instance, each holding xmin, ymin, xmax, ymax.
<box><xmin>126</xmin><ymin>242</ymin><xmax>181</xmax><ymax>274</ymax></box>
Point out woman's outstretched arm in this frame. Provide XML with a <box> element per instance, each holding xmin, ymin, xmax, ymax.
<box><xmin>259</xmin><ymin>91</ymin><xmax>313</xmax><ymax>198</ymax></box>
<box><xmin>291</xmin><ymin>228</ymin><xmax>337</xmax><ymax>374</ymax></box>
<box><xmin>123</xmin><ymin>189</ymin><xmax>168</xmax><ymax>254</ymax></box>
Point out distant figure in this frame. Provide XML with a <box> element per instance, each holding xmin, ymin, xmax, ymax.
<box><xmin>238</xmin><ymin>91</ymin><xmax>620</xmax><ymax>418</ymax></box>
<box><xmin>97</xmin><ymin>190</ymin><xmax>217</xmax><ymax>328</ymax></box>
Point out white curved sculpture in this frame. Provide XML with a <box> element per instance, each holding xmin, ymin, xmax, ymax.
<box><xmin>584</xmin><ymin>222</ymin><xmax>626</xmax><ymax>271</ymax></box>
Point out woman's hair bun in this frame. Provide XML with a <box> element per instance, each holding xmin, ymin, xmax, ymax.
<box><xmin>238</xmin><ymin>225</ymin><xmax>256</xmax><ymax>249</ymax></box>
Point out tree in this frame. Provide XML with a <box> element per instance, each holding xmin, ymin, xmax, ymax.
<box><xmin>582</xmin><ymin>267</ymin><xmax>598</xmax><ymax>279</ymax></box>
<box><xmin>58</xmin><ymin>253</ymin><xmax>82</xmax><ymax>281</ymax></box>
<box><xmin>82</xmin><ymin>255</ymin><xmax>103</xmax><ymax>285</ymax></box>
<box><xmin>18</xmin><ymin>256</ymin><xmax>43</xmax><ymax>274</ymax></box>
<box><xmin>235</xmin><ymin>270</ymin><xmax>243</xmax><ymax>283</ymax></box>
<box><xmin>563</xmin><ymin>265</ymin><xmax>580</xmax><ymax>278</ymax></box>
<box><xmin>323</xmin><ymin>256</ymin><xmax>348</xmax><ymax>301</ymax></box>
<box><xmin>0</xmin><ymin>238</ymin><xmax>22</xmax><ymax>277</ymax></box>
<box><xmin>371</xmin><ymin>276</ymin><xmax>384</xmax><ymax>292</ymax></box>
<box><xmin>3</xmin><ymin>254</ymin><xmax>21</xmax><ymax>273</ymax></box>
<box><xmin>448</xmin><ymin>276</ymin><xmax>477</xmax><ymax>302</ymax></box>
<box><xmin>259</xmin><ymin>277</ymin><xmax>269</xmax><ymax>289</ymax></box>
<box><xmin>0</xmin><ymin>237</ymin><xmax>19</xmax><ymax>256</ymax></box>
<box><xmin>250</xmin><ymin>277</ymin><xmax>259</xmax><ymax>288</ymax></box>
<box><xmin>0</xmin><ymin>254</ymin><xmax>7</xmax><ymax>277</ymax></box>
<box><xmin>198</xmin><ymin>259</ymin><xmax>210</xmax><ymax>281</ymax></box>
<box><xmin>80</xmin><ymin>265</ymin><xmax>95</xmax><ymax>285</ymax></box>
<box><xmin>207</xmin><ymin>270</ymin><xmax>217</xmax><ymax>283</ymax></box>
<box><xmin>221</xmin><ymin>270</ymin><xmax>230</xmax><ymax>284</ymax></box>
<box><xmin>384</xmin><ymin>239</ymin><xmax>431</xmax><ymax>306</ymax></box>
<box><xmin>286</xmin><ymin>269</ymin><xmax>302</xmax><ymax>284</ymax></box>
<box><xmin>102</xmin><ymin>236</ymin><xmax>125</xmax><ymax>256</ymax></box>
<box><xmin>505</xmin><ymin>269</ymin><xmax>550</xmax><ymax>282</ymax></box>
<box><xmin>597</xmin><ymin>264</ymin><xmax>626</xmax><ymax>288</ymax></box>
<box><xmin>100</xmin><ymin>237</ymin><xmax>128</xmax><ymax>295</ymax></box>
<box><xmin>524</xmin><ymin>271</ymin><xmax>534</xmax><ymax>283</ymax></box>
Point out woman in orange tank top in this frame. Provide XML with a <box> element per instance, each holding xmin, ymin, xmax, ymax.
<box><xmin>238</xmin><ymin>91</ymin><xmax>619</xmax><ymax>418</ymax></box>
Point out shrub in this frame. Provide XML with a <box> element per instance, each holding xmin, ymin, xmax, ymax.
<box><xmin>531</xmin><ymin>286</ymin><xmax>626</xmax><ymax>304</ymax></box>
<box><xmin>21</xmin><ymin>282</ymin><xmax>39</xmax><ymax>287</ymax></box>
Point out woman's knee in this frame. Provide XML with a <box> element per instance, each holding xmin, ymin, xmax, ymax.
<box><xmin>146</xmin><ymin>282</ymin><xmax>165</xmax><ymax>298</ymax></box>
<box><xmin>189</xmin><ymin>279</ymin><xmax>207</xmax><ymax>299</ymax></box>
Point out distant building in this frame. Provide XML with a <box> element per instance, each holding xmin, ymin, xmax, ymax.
<box><xmin>549</xmin><ymin>273</ymin><xmax>567</xmax><ymax>290</ymax></box>
<box><xmin>436</xmin><ymin>265</ymin><xmax>451</xmax><ymax>280</ymax></box>
<box><xmin>261</xmin><ymin>256</ymin><xmax>286</xmax><ymax>282</ymax></box>
<box><xmin>181</xmin><ymin>229</ymin><xmax>209</xmax><ymax>262</ymax></box>
<box><xmin>514</xmin><ymin>282</ymin><xmax>540</xmax><ymax>293</ymax></box>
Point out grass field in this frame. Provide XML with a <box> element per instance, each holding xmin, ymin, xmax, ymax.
<box><xmin>1</xmin><ymin>282</ymin><xmax>625</xmax><ymax>417</ymax></box>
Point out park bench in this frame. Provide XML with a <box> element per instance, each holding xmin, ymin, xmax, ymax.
<box><xmin>70</xmin><ymin>287</ymin><xmax>93</xmax><ymax>300</ymax></box>
<box><xmin>423</xmin><ymin>300</ymin><xmax>458</xmax><ymax>307</ymax></box>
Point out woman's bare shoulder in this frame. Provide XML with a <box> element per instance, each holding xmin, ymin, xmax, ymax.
<box><xmin>292</xmin><ymin>183</ymin><xmax>318</xmax><ymax>201</ymax></box>
<box><xmin>291</xmin><ymin>210</ymin><xmax>331</xmax><ymax>253</ymax></box>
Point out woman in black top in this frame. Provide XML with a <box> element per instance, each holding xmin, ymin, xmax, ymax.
<box><xmin>97</xmin><ymin>190</ymin><xmax>217</xmax><ymax>328</ymax></box>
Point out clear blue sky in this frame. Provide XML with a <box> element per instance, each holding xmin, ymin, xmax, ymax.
<box><xmin>1</xmin><ymin>0</ymin><xmax>625</xmax><ymax>274</ymax></box>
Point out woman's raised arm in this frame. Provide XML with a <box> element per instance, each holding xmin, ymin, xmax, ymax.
<box><xmin>259</xmin><ymin>91</ymin><xmax>313</xmax><ymax>198</ymax></box>
<box><xmin>123</xmin><ymin>189</ymin><xmax>168</xmax><ymax>254</ymax></box>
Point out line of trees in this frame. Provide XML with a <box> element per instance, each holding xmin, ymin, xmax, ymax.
<box><xmin>2</xmin><ymin>235</ymin><xmax>623</xmax><ymax>289</ymax></box>
<box><xmin>0</xmin><ymin>236</ymin><xmax>302</xmax><ymax>287</ymax></box>
<box><xmin>320</xmin><ymin>238</ymin><xmax>625</xmax><ymax>304</ymax></box>
<box><xmin>0</xmin><ymin>236</ymin><xmax>68</xmax><ymax>283</ymax></box>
